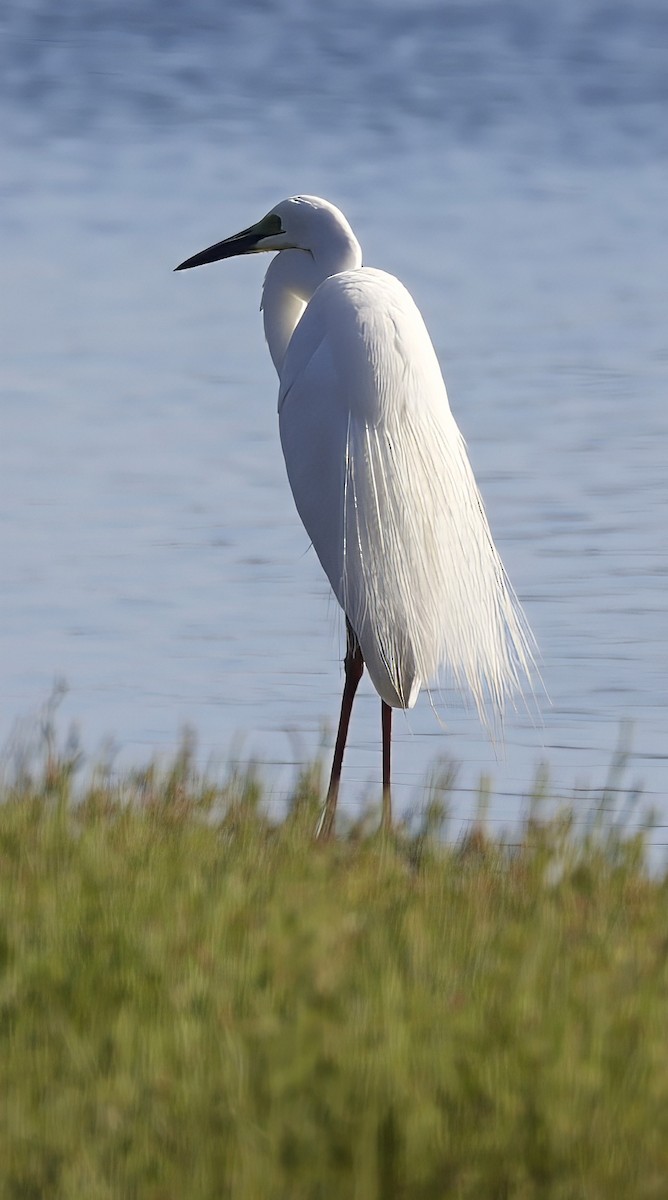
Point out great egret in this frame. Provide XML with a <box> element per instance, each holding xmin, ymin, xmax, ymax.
<box><xmin>175</xmin><ymin>195</ymin><xmax>534</xmax><ymax>837</ymax></box>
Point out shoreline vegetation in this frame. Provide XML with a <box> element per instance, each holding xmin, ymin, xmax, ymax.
<box><xmin>1</xmin><ymin>710</ymin><xmax>667</xmax><ymax>1198</ymax></box>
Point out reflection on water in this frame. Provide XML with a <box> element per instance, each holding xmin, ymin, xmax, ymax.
<box><xmin>1</xmin><ymin>2</ymin><xmax>667</xmax><ymax>845</ymax></box>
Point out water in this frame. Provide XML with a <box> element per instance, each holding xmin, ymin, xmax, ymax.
<box><xmin>2</xmin><ymin>2</ymin><xmax>667</xmax><ymax>843</ymax></box>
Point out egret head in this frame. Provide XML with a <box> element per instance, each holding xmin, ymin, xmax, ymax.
<box><xmin>174</xmin><ymin>195</ymin><xmax>361</xmax><ymax>272</ymax></box>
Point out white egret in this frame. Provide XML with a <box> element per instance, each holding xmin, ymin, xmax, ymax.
<box><xmin>175</xmin><ymin>195</ymin><xmax>534</xmax><ymax>837</ymax></box>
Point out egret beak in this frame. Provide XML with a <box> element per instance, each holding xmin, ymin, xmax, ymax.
<box><xmin>174</xmin><ymin>213</ymin><xmax>283</xmax><ymax>271</ymax></box>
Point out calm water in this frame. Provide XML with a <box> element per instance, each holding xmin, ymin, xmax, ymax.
<box><xmin>2</xmin><ymin>2</ymin><xmax>667</xmax><ymax>842</ymax></box>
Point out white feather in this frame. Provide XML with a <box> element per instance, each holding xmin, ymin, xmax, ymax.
<box><xmin>176</xmin><ymin>193</ymin><xmax>537</xmax><ymax>830</ymax></box>
<box><xmin>277</xmin><ymin>264</ymin><xmax>534</xmax><ymax>718</ymax></box>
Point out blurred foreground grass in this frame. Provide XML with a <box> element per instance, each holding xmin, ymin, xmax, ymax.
<box><xmin>1</xmin><ymin>728</ymin><xmax>667</xmax><ymax>1200</ymax></box>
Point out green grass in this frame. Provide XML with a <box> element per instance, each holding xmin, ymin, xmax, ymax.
<box><xmin>1</xmin><ymin>733</ymin><xmax>667</xmax><ymax>1199</ymax></box>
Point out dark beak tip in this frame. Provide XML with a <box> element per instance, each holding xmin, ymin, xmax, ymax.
<box><xmin>171</xmin><ymin>255</ymin><xmax>197</xmax><ymax>272</ymax></box>
<box><xmin>172</xmin><ymin>230</ymin><xmax>262</xmax><ymax>274</ymax></box>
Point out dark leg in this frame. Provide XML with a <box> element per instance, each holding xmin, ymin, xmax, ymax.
<box><xmin>317</xmin><ymin>624</ymin><xmax>364</xmax><ymax>840</ymax></box>
<box><xmin>381</xmin><ymin>701</ymin><xmax>392</xmax><ymax>833</ymax></box>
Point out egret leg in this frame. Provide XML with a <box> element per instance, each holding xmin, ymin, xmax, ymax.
<box><xmin>381</xmin><ymin>701</ymin><xmax>392</xmax><ymax>833</ymax></box>
<box><xmin>317</xmin><ymin>625</ymin><xmax>364</xmax><ymax>840</ymax></box>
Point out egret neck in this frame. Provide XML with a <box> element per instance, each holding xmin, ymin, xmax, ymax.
<box><xmin>261</xmin><ymin>234</ymin><xmax>362</xmax><ymax>373</ymax></box>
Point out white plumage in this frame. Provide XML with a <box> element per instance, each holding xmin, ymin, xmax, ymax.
<box><xmin>175</xmin><ymin>194</ymin><xmax>535</xmax><ymax>836</ymax></box>
<box><xmin>278</xmin><ymin>265</ymin><xmax>531</xmax><ymax>715</ymax></box>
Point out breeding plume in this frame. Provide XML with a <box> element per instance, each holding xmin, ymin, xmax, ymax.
<box><xmin>175</xmin><ymin>195</ymin><xmax>534</xmax><ymax>837</ymax></box>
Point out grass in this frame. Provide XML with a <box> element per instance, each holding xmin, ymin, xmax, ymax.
<box><xmin>1</xmin><ymin>725</ymin><xmax>667</xmax><ymax>1199</ymax></box>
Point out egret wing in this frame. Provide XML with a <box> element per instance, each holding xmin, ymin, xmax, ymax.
<box><xmin>279</xmin><ymin>268</ymin><xmax>534</xmax><ymax>717</ymax></box>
